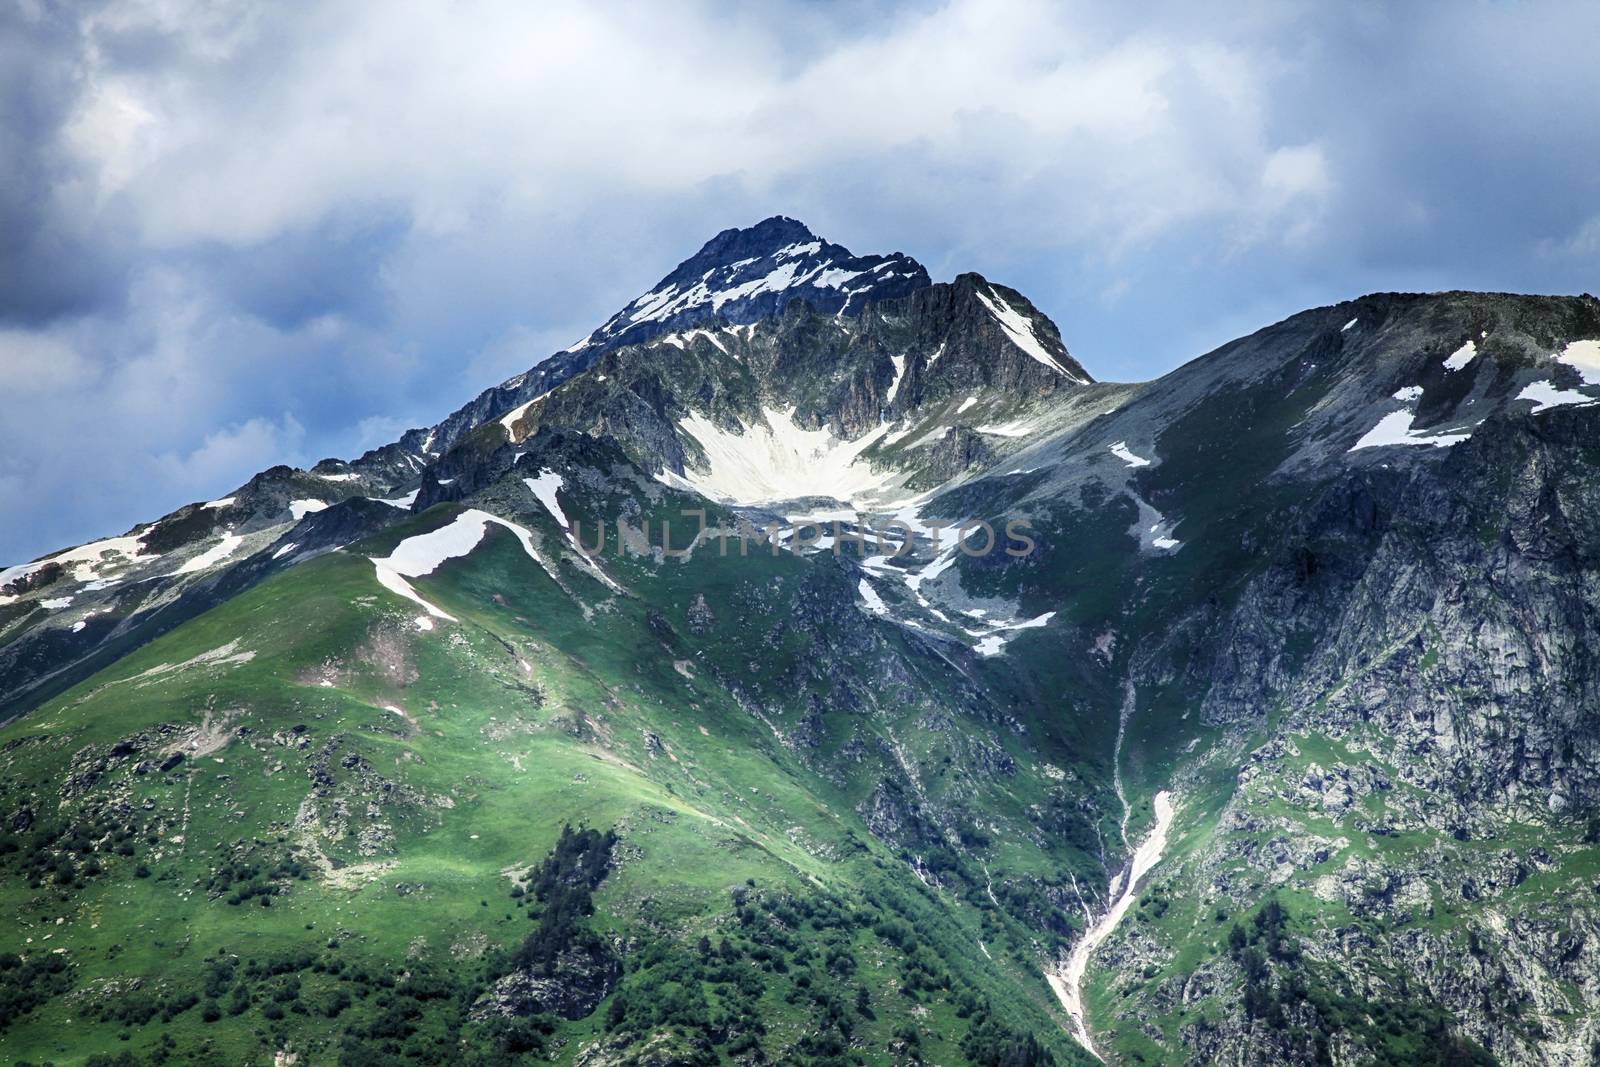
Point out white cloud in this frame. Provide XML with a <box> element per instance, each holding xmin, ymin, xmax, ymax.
<box><xmin>155</xmin><ymin>412</ymin><xmax>307</xmax><ymax>491</ymax></box>
<box><xmin>1262</xmin><ymin>144</ymin><xmax>1333</xmax><ymax>203</ymax></box>
<box><xmin>0</xmin><ymin>330</ymin><xmax>98</xmax><ymax>392</ymax></box>
<box><xmin>1256</xmin><ymin>142</ymin><xmax>1335</xmax><ymax>248</ymax></box>
<box><xmin>351</xmin><ymin>413</ymin><xmax>417</xmax><ymax>453</ymax></box>
<box><xmin>1543</xmin><ymin>213</ymin><xmax>1600</xmax><ymax>260</ymax></box>
<box><xmin>62</xmin><ymin>0</ymin><xmax>1322</xmax><ymax>257</ymax></box>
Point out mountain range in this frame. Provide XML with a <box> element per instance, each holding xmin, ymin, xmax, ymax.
<box><xmin>2</xmin><ymin>217</ymin><xmax>1599</xmax><ymax>1067</ymax></box>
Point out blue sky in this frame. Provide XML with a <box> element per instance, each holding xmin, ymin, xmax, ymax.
<box><xmin>3</xmin><ymin>0</ymin><xmax>1599</xmax><ymax>564</ymax></box>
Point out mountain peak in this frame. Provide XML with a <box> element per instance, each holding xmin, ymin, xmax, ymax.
<box><xmin>569</xmin><ymin>217</ymin><xmax>932</xmax><ymax>354</ymax></box>
<box><xmin>691</xmin><ymin>215</ymin><xmax>819</xmax><ymax>262</ymax></box>
<box><xmin>942</xmin><ymin>272</ymin><xmax>1091</xmax><ymax>384</ymax></box>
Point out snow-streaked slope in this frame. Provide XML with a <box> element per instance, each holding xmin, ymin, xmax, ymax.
<box><xmin>501</xmin><ymin>390</ymin><xmax>552</xmax><ymax>439</ymax></box>
<box><xmin>974</xmin><ymin>286</ymin><xmax>1083</xmax><ymax>381</ymax></box>
<box><xmin>973</xmin><ymin>611</ymin><xmax>1056</xmax><ymax>656</ymax></box>
<box><xmin>1049</xmin><ymin>791</ymin><xmax>1177</xmax><ymax>1058</ymax></box>
<box><xmin>370</xmin><ymin>509</ymin><xmax>549</xmax><ymax>621</ymax></box>
<box><xmin>175</xmin><ymin>534</ymin><xmax>244</xmax><ymax>574</ymax></box>
<box><xmin>568</xmin><ymin>217</ymin><xmax>930</xmax><ymax>356</ymax></box>
<box><xmin>1516</xmin><ymin>339</ymin><xmax>1600</xmax><ymax>411</ymax></box>
<box><xmin>1</xmin><ymin>531</ymin><xmax>156</xmax><ymax>592</ymax></box>
<box><xmin>523</xmin><ymin>472</ymin><xmax>570</xmax><ymax>530</ymax></box>
<box><xmin>672</xmin><ymin>407</ymin><xmax>902</xmax><ymax>506</ymax></box>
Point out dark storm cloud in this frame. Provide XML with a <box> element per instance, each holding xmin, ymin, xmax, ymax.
<box><xmin>0</xmin><ymin>4</ymin><xmax>126</xmax><ymax>324</ymax></box>
<box><xmin>1</xmin><ymin>0</ymin><xmax>1598</xmax><ymax>564</ymax></box>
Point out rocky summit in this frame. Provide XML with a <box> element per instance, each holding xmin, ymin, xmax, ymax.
<box><xmin>3</xmin><ymin>219</ymin><xmax>1600</xmax><ymax>1067</ymax></box>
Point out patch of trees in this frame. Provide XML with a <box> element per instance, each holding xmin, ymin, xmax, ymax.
<box><xmin>595</xmin><ymin>881</ymin><xmax>1064</xmax><ymax>1067</ymax></box>
<box><xmin>961</xmin><ymin>1015</ymin><xmax>1057</xmax><ymax>1067</ymax></box>
<box><xmin>206</xmin><ymin>852</ymin><xmax>308</xmax><ymax>906</ymax></box>
<box><xmin>510</xmin><ymin>824</ymin><xmax>617</xmax><ymax>974</ymax></box>
<box><xmin>0</xmin><ymin>951</ymin><xmax>73</xmax><ymax>1031</ymax></box>
<box><xmin>5</xmin><ymin>809</ymin><xmax>151</xmax><ymax>893</ymax></box>
<box><xmin>87</xmin><ymin>987</ymin><xmax>200</xmax><ymax>1027</ymax></box>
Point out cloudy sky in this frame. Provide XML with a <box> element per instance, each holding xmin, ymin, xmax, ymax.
<box><xmin>3</xmin><ymin>0</ymin><xmax>1599</xmax><ymax>564</ymax></box>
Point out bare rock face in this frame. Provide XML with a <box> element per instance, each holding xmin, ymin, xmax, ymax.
<box><xmin>921</xmin><ymin>425</ymin><xmax>997</xmax><ymax>483</ymax></box>
<box><xmin>481</xmin><ymin>942</ymin><xmax>622</xmax><ymax>1021</ymax></box>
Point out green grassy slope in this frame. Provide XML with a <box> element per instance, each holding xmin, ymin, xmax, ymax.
<box><xmin>0</xmin><ymin>472</ymin><xmax>1107</xmax><ymax>1066</ymax></box>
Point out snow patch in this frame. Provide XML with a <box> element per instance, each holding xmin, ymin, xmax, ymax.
<box><xmin>176</xmin><ymin>533</ymin><xmax>243</xmax><ymax>574</ymax></box>
<box><xmin>522</xmin><ymin>471</ymin><xmax>622</xmax><ymax>592</ymax></box>
<box><xmin>271</xmin><ymin>542</ymin><xmax>298</xmax><ymax>560</ymax></box>
<box><xmin>973</xmin><ymin>612</ymin><xmax>1055</xmax><ymax>657</ymax></box>
<box><xmin>1443</xmin><ymin>340</ymin><xmax>1477</xmax><ymax>372</ymax></box>
<box><xmin>1109</xmin><ymin>442</ymin><xmax>1151</xmax><ymax>468</ymax></box>
<box><xmin>1517</xmin><ymin>379</ymin><xmax>1598</xmax><ymax>413</ymax></box>
<box><xmin>1049</xmin><ymin>791</ymin><xmax>1176</xmax><ymax>1057</ymax></box>
<box><xmin>202</xmin><ymin>497</ymin><xmax>235</xmax><ymax>510</ymax></box>
<box><xmin>41</xmin><ymin>596</ymin><xmax>73</xmax><ymax>610</ymax></box>
<box><xmin>857</xmin><ymin>578</ymin><xmax>889</xmax><ymax>616</ymax></box>
<box><xmin>289</xmin><ymin>499</ymin><xmax>328</xmax><ymax>521</ymax></box>
<box><xmin>1</xmin><ymin>531</ymin><xmax>155</xmax><ymax>589</ymax></box>
<box><xmin>1341</xmin><ymin>317</ymin><xmax>1358</xmax><ymax>331</ymax></box>
<box><xmin>956</xmin><ymin>396</ymin><xmax>978</xmax><ymax>414</ymax></box>
<box><xmin>776</xmin><ymin>240</ymin><xmax>822</xmax><ymax>259</ymax></box>
<box><xmin>684</xmin><ymin>328</ymin><xmax>728</xmax><ymax>354</ymax></box>
<box><xmin>885</xmin><ymin>353</ymin><xmax>907</xmax><ymax>405</ymax></box>
<box><xmin>500</xmin><ymin>390</ymin><xmax>552</xmax><ymax>439</ymax></box>
<box><xmin>887</xmin><ymin>502</ymin><xmax>966</xmax><ymax>597</ymax></box>
<box><xmin>975</xmin><ymin>419</ymin><xmax>1035</xmax><ymax>438</ymax></box>
<box><xmin>1350</xmin><ymin>410</ymin><xmax>1472</xmax><ymax>450</ymax></box>
<box><xmin>881</xmin><ymin>421</ymin><xmax>916</xmax><ymax>447</ymax></box>
<box><xmin>370</xmin><ymin>509</ymin><xmax>549</xmax><ymax>621</ymax></box>
<box><xmin>523</xmin><ymin>472</ymin><xmax>570</xmax><ymax>529</ymax></box>
<box><xmin>674</xmin><ymin>406</ymin><xmax>898</xmax><ymax>506</ymax></box>
<box><xmin>1508</xmin><ymin>340</ymin><xmax>1600</xmax><ymax>413</ymax></box>
<box><xmin>1556</xmin><ymin>338</ymin><xmax>1600</xmax><ymax>383</ymax></box>
<box><xmin>813</xmin><ymin>266</ymin><xmax>866</xmax><ymax>289</ymax></box>
<box><xmin>378</xmin><ymin>490</ymin><xmax>419</xmax><ymax>510</ymax></box>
